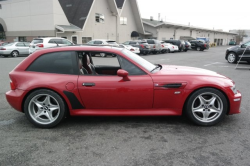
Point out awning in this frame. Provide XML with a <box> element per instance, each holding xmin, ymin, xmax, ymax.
<box><xmin>131</xmin><ymin>31</ymin><xmax>139</xmax><ymax>37</ymax></box>
<box><xmin>55</xmin><ymin>24</ymin><xmax>82</xmax><ymax>33</ymax></box>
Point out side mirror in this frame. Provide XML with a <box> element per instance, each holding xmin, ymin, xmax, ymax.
<box><xmin>117</xmin><ymin>69</ymin><xmax>130</xmax><ymax>81</ymax></box>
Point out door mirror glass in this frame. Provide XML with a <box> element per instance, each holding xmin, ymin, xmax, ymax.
<box><xmin>117</xmin><ymin>69</ymin><xmax>130</xmax><ymax>81</ymax></box>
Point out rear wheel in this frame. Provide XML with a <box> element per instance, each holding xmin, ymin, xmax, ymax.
<box><xmin>142</xmin><ymin>51</ymin><xmax>148</xmax><ymax>55</ymax></box>
<box><xmin>167</xmin><ymin>49</ymin><xmax>170</xmax><ymax>53</ymax></box>
<box><xmin>185</xmin><ymin>88</ymin><xmax>228</xmax><ymax>126</ymax></box>
<box><xmin>196</xmin><ymin>47</ymin><xmax>201</xmax><ymax>51</ymax></box>
<box><xmin>11</xmin><ymin>51</ymin><xmax>19</xmax><ymax>57</ymax></box>
<box><xmin>24</xmin><ymin>89</ymin><xmax>67</xmax><ymax>128</ymax></box>
<box><xmin>227</xmin><ymin>52</ymin><xmax>237</xmax><ymax>63</ymax></box>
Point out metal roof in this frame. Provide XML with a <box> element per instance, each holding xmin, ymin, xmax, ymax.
<box><xmin>58</xmin><ymin>0</ymin><xmax>94</xmax><ymax>29</ymax></box>
<box><xmin>142</xmin><ymin>18</ymin><xmax>238</xmax><ymax>35</ymax></box>
<box><xmin>56</xmin><ymin>24</ymin><xmax>82</xmax><ymax>32</ymax></box>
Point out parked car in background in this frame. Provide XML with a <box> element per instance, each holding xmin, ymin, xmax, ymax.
<box><xmin>163</xmin><ymin>42</ymin><xmax>179</xmax><ymax>53</ymax></box>
<box><xmin>119</xmin><ymin>44</ymin><xmax>140</xmax><ymax>54</ymax></box>
<box><xmin>29</xmin><ymin>37</ymin><xmax>73</xmax><ymax>54</ymax></box>
<box><xmin>225</xmin><ymin>40</ymin><xmax>250</xmax><ymax>64</ymax></box>
<box><xmin>0</xmin><ymin>42</ymin><xmax>8</xmax><ymax>46</ymax></box>
<box><xmin>123</xmin><ymin>40</ymin><xmax>151</xmax><ymax>55</ymax></box>
<box><xmin>6</xmin><ymin>45</ymin><xmax>242</xmax><ymax>128</ymax></box>
<box><xmin>163</xmin><ymin>40</ymin><xmax>185</xmax><ymax>52</ymax></box>
<box><xmin>0</xmin><ymin>42</ymin><xmax>30</xmax><ymax>57</ymax></box>
<box><xmin>87</xmin><ymin>39</ymin><xmax>119</xmax><ymax>57</ymax></box>
<box><xmin>229</xmin><ymin>41</ymin><xmax>236</xmax><ymax>45</ymax></box>
<box><xmin>190</xmin><ymin>40</ymin><xmax>207</xmax><ymax>51</ymax></box>
<box><xmin>160</xmin><ymin>42</ymin><xmax>168</xmax><ymax>53</ymax></box>
<box><xmin>142</xmin><ymin>39</ymin><xmax>162</xmax><ymax>54</ymax></box>
<box><xmin>184</xmin><ymin>41</ymin><xmax>191</xmax><ymax>52</ymax></box>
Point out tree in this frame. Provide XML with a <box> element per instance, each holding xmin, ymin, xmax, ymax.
<box><xmin>236</xmin><ymin>30</ymin><xmax>246</xmax><ymax>44</ymax></box>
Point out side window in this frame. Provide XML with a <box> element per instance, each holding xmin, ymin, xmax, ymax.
<box><xmin>95</xmin><ymin>13</ymin><xmax>105</xmax><ymax>23</ymax></box>
<box><xmin>16</xmin><ymin>43</ymin><xmax>25</xmax><ymax>47</ymax></box>
<box><xmin>123</xmin><ymin>41</ymin><xmax>130</xmax><ymax>45</ymax></box>
<box><xmin>62</xmin><ymin>39</ymin><xmax>73</xmax><ymax>45</ymax></box>
<box><xmin>55</xmin><ymin>39</ymin><xmax>63</xmax><ymax>44</ymax></box>
<box><xmin>48</xmin><ymin>39</ymin><xmax>55</xmax><ymax>44</ymax></box>
<box><xmin>94</xmin><ymin>41</ymin><xmax>102</xmax><ymax>44</ymax></box>
<box><xmin>245</xmin><ymin>42</ymin><xmax>250</xmax><ymax>46</ymax></box>
<box><xmin>129</xmin><ymin>42</ymin><xmax>136</xmax><ymax>44</ymax></box>
<box><xmin>24</xmin><ymin>42</ymin><xmax>30</xmax><ymax>46</ymax></box>
<box><xmin>88</xmin><ymin>41</ymin><xmax>94</xmax><ymax>44</ymax></box>
<box><xmin>147</xmin><ymin>40</ymin><xmax>154</xmax><ymax>44</ymax></box>
<box><xmin>117</xmin><ymin>56</ymin><xmax>146</xmax><ymax>75</ymax></box>
<box><xmin>26</xmin><ymin>51</ymin><xmax>78</xmax><ymax>75</ymax></box>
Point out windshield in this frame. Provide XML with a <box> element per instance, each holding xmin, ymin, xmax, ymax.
<box><xmin>122</xmin><ymin>49</ymin><xmax>156</xmax><ymax>72</ymax></box>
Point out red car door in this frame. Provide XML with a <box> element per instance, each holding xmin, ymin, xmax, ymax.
<box><xmin>77</xmin><ymin>75</ymin><xmax>153</xmax><ymax>109</ymax></box>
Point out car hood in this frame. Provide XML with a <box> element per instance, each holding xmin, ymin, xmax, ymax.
<box><xmin>227</xmin><ymin>45</ymin><xmax>240</xmax><ymax>50</ymax></box>
<box><xmin>156</xmin><ymin>65</ymin><xmax>227</xmax><ymax>78</ymax></box>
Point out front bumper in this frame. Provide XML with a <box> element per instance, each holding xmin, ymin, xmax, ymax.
<box><xmin>6</xmin><ymin>89</ymin><xmax>27</xmax><ymax>112</ymax></box>
<box><xmin>227</xmin><ymin>90</ymin><xmax>242</xmax><ymax>115</ymax></box>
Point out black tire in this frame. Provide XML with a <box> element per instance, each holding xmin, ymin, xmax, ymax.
<box><xmin>24</xmin><ymin>89</ymin><xmax>67</xmax><ymax>128</ymax></box>
<box><xmin>142</xmin><ymin>51</ymin><xmax>148</xmax><ymax>55</ymax></box>
<box><xmin>184</xmin><ymin>50</ymin><xmax>187</xmax><ymax>52</ymax></box>
<box><xmin>112</xmin><ymin>54</ymin><xmax>116</xmax><ymax>57</ymax></box>
<box><xmin>185</xmin><ymin>88</ymin><xmax>228</xmax><ymax>126</ymax></box>
<box><xmin>167</xmin><ymin>49</ymin><xmax>170</xmax><ymax>53</ymax></box>
<box><xmin>3</xmin><ymin>55</ymin><xmax>9</xmax><ymax>57</ymax></box>
<box><xmin>11</xmin><ymin>51</ymin><xmax>19</xmax><ymax>57</ymax></box>
<box><xmin>201</xmin><ymin>49</ymin><xmax>204</xmax><ymax>51</ymax></box>
<box><xmin>152</xmin><ymin>51</ymin><xmax>157</xmax><ymax>54</ymax></box>
<box><xmin>226</xmin><ymin>52</ymin><xmax>237</xmax><ymax>64</ymax></box>
<box><xmin>247</xmin><ymin>60</ymin><xmax>250</xmax><ymax>64</ymax></box>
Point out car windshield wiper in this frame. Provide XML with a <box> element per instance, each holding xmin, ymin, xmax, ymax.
<box><xmin>151</xmin><ymin>65</ymin><xmax>161</xmax><ymax>72</ymax></box>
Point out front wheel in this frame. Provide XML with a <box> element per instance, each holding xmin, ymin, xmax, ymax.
<box><xmin>227</xmin><ymin>52</ymin><xmax>237</xmax><ymax>63</ymax></box>
<box><xmin>185</xmin><ymin>88</ymin><xmax>228</xmax><ymax>126</ymax></box>
<box><xmin>24</xmin><ymin>89</ymin><xmax>67</xmax><ymax>128</ymax></box>
<box><xmin>11</xmin><ymin>51</ymin><xmax>19</xmax><ymax>57</ymax></box>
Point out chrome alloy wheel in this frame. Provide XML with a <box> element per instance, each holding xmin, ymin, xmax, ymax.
<box><xmin>227</xmin><ymin>53</ymin><xmax>236</xmax><ymax>63</ymax></box>
<box><xmin>100</xmin><ymin>53</ymin><xmax>106</xmax><ymax>57</ymax></box>
<box><xmin>191</xmin><ymin>92</ymin><xmax>223</xmax><ymax>123</ymax></box>
<box><xmin>28</xmin><ymin>94</ymin><xmax>60</xmax><ymax>125</ymax></box>
<box><xmin>12</xmin><ymin>51</ymin><xmax>19</xmax><ymax>57</ymax></box>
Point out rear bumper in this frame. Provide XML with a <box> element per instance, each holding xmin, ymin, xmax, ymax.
<box><xmin>6</xmin><ymin>89</ymin><xmax>26</xmax><ymax>112</ymax></box>
<box><xmin>0</xmin><ymin>50</ymin><xmax>11</xmax><ymax>55</ymax></box>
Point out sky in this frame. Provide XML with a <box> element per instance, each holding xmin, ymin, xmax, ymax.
<box><xmin>137</xmin><ymin>0</ymin><xmax>249</xmax><ymax>32</ymax></box>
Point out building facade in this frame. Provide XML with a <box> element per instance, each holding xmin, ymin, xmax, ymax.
<box><xmin>0</xmin><ymin>0</ymin><xmax>237</xmax><ymax>45</ymax></box>
<box><xmin>0</xmin><ymin>0</ymin><xmax>144</xmax><ymax>44</ymax></box>
<box><xmin>142</xmin><ymin>18</ymin><xmax>237</xmax><ymax>45</ymax></box>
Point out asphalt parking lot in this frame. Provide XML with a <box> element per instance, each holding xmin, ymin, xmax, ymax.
<box><xmin>0</xmin><ymin>46</ymin><xmax>250</xmax><ymax>166</ymax></box>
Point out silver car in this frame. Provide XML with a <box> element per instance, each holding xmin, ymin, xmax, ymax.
<box><xmin>0</xmin><ymin>42</ymin><xmax>30</xmax><ymax>57</ymax></box>
<box><xmin>142</xmin><ymin>39</ymin><xmax>162</xmax><ymax>54</ymax></box>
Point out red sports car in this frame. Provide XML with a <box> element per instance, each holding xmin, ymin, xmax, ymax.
<box><xmin>6</xmin><ymin>46</ymin><xmax>241</xmax><ymax>128</ymax></box>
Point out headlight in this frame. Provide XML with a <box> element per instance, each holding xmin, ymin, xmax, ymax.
<box><xmin>230</xmin><ymin>84</ymin><xmax>237</xmax><ymax>94</ymax></box>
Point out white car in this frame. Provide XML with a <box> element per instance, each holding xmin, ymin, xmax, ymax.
<box><xmin>29</xmin><ymin>37</ymin><xmax>74</xmax><ymax>54</ymax></box>
<box><xmin>87</xmin><ymin>39</ymin><xmax>119</xmax><ymax>57</ymax></box>
<box><xmin>119</xmin><ymin>44</ymin><xmax>140</xmax><ymax>54</ymax></box>
<box><xmin>163</xmin><ymin>43</ymin><xmax>179</xmax><ymax>53</ymax></box>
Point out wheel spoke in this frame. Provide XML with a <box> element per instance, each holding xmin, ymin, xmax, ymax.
<box><xmin>208</xmin><ymin>96</ymin><xmax>216</xmax><ymax>106</ymax></box>
<box><xmin>43</xmin><ymin>95</ymin><xmax>51</xmax><ymax>106</ymax></box>
<box><xmin>202</xmin><ymin>111</ymin><xmax>210</xmax><ymax>120</ymax></box>
<box><xmin>45</xmin><ymin>112</ymin><xmax>54</xmax><ymax>121</ymax></box>
<box><xmin>192</xmin><ymin>107</ymin><xmax>203</xmax><ymax>113</ymax></box>
<box><xmin>49</xmin><ymin>105</ymin><xmax>59</xmax><ymax>112</ymax></box>
<box><xmin>35</xmin><ymin>109</ymin><xmax>45</xmax><ymax>118</ymax></box>
<box><xmin>32</xmin><ymin>99</ymin><xmax>43</xmax><ymax>108</ymax></box>
<box><xmin>198</xmin><ymin>95</ymin><xmax>206</xmax><ymax>105</ymax></box>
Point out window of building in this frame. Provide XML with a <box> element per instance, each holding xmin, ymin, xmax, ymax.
<box><xmin>26</xmin><ymin>52</ymin><xmax>78</xmax><ymax>75</ymax></box>
<box><xmin>18</xmin><ymin>37</ymin><xmax>27</xmax><ymax>42</ymax></box>
<box><xmin>0</xmin><ymin>32</ymin><xmax>5</xmax><ymax>40</ymax></box>
<box><xmin>120</xmin><ymin>17</ymin><xmax>127</xmax><ymax>25</ymax></box>
<box><xmin>82</xmin><ymin>37</ymin><xmax>92</xmax><ymax>44</ymax></box>
<box><xmin>96</xmin><ymin>13</ymin><xmax>105</xmax><ymax>23</ymax></box>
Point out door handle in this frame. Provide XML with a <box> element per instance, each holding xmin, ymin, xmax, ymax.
<box><xmin>82</xmin><ymin>83</ymin><xmax>95</xmax><ymax>87</ymax></box>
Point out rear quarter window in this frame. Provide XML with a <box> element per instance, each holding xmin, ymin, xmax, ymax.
<box><xmin>26</xmin><ymin>51</ymin><xmax>78</xmax><ymax>75</ymax></box>
<box><xmin>31</xmin><ymin>39</ymin><xmax>43</xmax><ymax>44</ymax></box>
<box><xmin>147</xmin><ymin>40</ymin><xmax>155</xmax><ymax>44</ymax></box>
